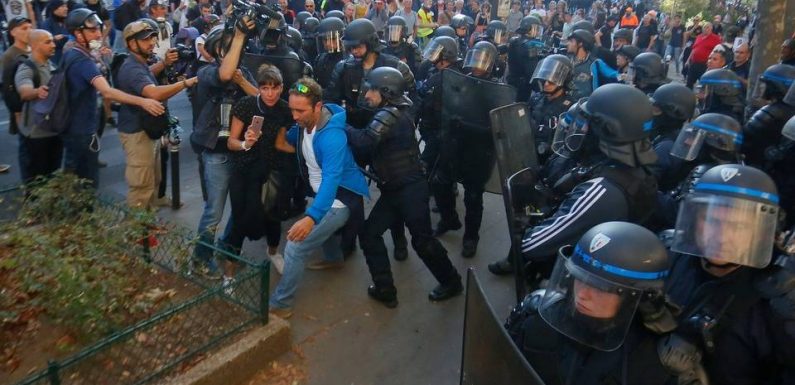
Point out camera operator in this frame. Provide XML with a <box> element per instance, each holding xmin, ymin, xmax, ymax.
<box><xmin>189</xmin><ymin>18</ymin><xmax>259</xmax><ymax>279</ymax></box>
<box><xmin>148</xmin><ymin>0</ymin><xmax>173</xmax><ymax>60</ymax></box>
<box><xmin>116</xmin><ymin>20</ymin><xmax>197</xmax><ymax>209</ymax></box>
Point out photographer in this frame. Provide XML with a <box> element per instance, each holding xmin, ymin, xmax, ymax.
<box><xmin>189</xmin><ymin>18</ymin><xmax>258</xmax><ymax>279</ymax></box>
<box><xmin>221</xmin><ymin>63</ymin><xmax>294</xmax><ymax>280</ymax></box>
<box><xmin>148</xmin><ymin>0</ymin><xmax>173</xmax><ymax>61</ymax></box>
<box><xmin>117</xmin><ymin>20</ymin><xmax>197</xmax><ymax>209</ymax></box>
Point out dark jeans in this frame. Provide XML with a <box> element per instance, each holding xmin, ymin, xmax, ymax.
<box><xmin>18</xmin><ymin>135</ymin><xmax>63</xmax><ymax>184</ymax></box>
<box><xmin>360</xmin><ymin>180</ymin><xmax>459</xmax><ymax>289</ymax></box>
<box><xmin>61</xmin><ymin>133</ymin><xmax>99</xmax><ymax>188</ymax></box>
<box><xmin>220</xmin><ymin>163</ymin><xmax>282</xmax><ymax>252</ymax></box>
<box><xmin>686</xmin><ymin>62</ymin><xmax>708</xmax><ymax>89</ymax></box>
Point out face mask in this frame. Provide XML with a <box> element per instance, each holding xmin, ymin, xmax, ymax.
<box><xmin>88</xmin><ymin>39</ymin><xmax>103</xmax><ymax>51</ymax></box>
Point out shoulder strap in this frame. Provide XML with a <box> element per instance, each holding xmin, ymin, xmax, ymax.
<box><xmin>22</xmin><ymin>59</ymin><xmax>40</xmax><ymax>88</ymax></box>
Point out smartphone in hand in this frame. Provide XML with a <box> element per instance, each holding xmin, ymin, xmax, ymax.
<box><xmin>250</xmin><ymin>115</ymin><xmax>264</xmax><ymax>135</ymax></box>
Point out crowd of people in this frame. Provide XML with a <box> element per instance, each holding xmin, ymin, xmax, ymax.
<box><xmin>2</xmin><ymin>0</ymin><xmax>795</xmax><ymax>383</ymax></box>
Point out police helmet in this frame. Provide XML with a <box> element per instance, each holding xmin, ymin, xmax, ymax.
<box><xmin>671</xmin><ymin>164</ymin><xmax>779</xmax><ymax>269</ymax></box>
<box><xmin>434</xmin><ymin>25</ymin><xmax>457</xmax><ymax>39</ymax></box>
<box><xmin>485</xmin><ymin>20</ymin><xmax>508</xmax><ymax>45</ymax></box>
<box><xmin>759</xmin><ymin>64</ymin><xmax>795</xmax><ymax>101</ymax></box>
<box><xmin>365</xmin><ymin>66</ymin><xmax>407</xmax><ymax>103</ymax></box>
<box><xmin>571</xmin><ymin>20</ymin><xmax>595</xmax><ymax>34</ymax></box>
<box><xmin>342</xmin><ymin>18</ymin><xmax>381</xmax><ymax>52</ymax></box>
<box><xmin>629</xmin><ymin>52</ymin><xmax>668</xmax><ymax>90</ymax></box>
<box><xmin>295</xmin><ymin>11</ymin><xmax>312</xmax><ymax>28</ymax></box>
<box><xmin>260</xmin><ymin>12</ymin><xmax>287</xmax><ymax>46</ymax></box>
<box><xmin>303</xmin><ymin>17</ymin><xmax>320</xmax><ymax>36</ymax></box>
<box><xmin>616</xmin><ymin>44</ymin><xmax>642</xmax><ymax>62</ymax></box>
<box><xmin>423</xmin><ymin>35</ymin><xmax>458</xmax><ymax>63</ymax></box>
<box><xmin>531</xmin><ymin>54</ymin><xmax>572</xmax><ymax>92</ymax></box>
<box><xmin>66</xmin><ymin>8</ymin><xmax>103</xmax><ymax>33</ymax></box>
<box><xmin>697</xmin><ymin>68</ymin><xmax>744</xmax><ymax>112</ymax></box>
<box><xmin>785</xmin><ymin>80</ymin><xmax>795</xmax><ymax>107</ymax></box>
<box><xmin>540</xmin><ymin>221</ymin><xmax>670</xmax><ymax>351</ymax></box>
<box><xmin>387</xmin><ymin>16</ymin><xmax>408</xmax><ymax>44</ymax></box>
<box><xmin>650</xmin><ymin>83</ymin><xmax>696</xmax><ymax>122</ymax></box>
<box><xmin>317</xmin><ymin>16</ymin><xmax>345</xmax><ymax>53</ymax></box>
<box><xmin>612</xmin><ymin>28</ymin><xmax>633</xmax><ymax>46</ymax></box>
<box><xmin>568</xmin><ymin>29</ymin><xmax>595</xmax><ymax>51</ymax></box>
<box><xmin>204</xmin><ymin>25</ymin><xmax>231</xmax><ymax>61</ymax></box>
<box><xmin>518</xmin><ymin>15</ymin><xmax>543</xmax><ymax>38</ymax></box>
<box><xmin>463</xmin><ymin>40</ymin><xmax>497</xmax><ymax>74</ymax></box>
<box><xmin>450</xmin><ymin>13</ymin><xmax>473</xmax><ymax>31</ymax></box>
<box><xmin>670</xmin><ymin>113</ymin><xmax>742</xmax><ymax>161</ymax></box>
<box><xmin>326</xmin><ymin>10</ymin><xmax>345</xmax><ymax>21</ymax></box>
<box><xmin>285</xmin><ymin>26</ymin><xmax>303</xmax><ymax>51</ymax></box>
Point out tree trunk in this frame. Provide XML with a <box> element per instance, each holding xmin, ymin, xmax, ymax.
<box><xmin>746</xmin><ymin>0</ymin><xmax>789</xmax><ymax>107</ymax></box>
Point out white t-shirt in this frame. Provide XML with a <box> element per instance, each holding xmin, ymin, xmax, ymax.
<box><xmin>153</xmin><ymin>20</ymin><xmax>173</xmax><ymax>61</ymax></box>
<box><xmin>302</xmin><ymin>127</ymin><xmax>345</xmax><ymax>209</ymax></box>
<box><xmin>529</xmin><ymin>9</ymin><xmax>546</xmax><ymax>18</ymax></box>
<box><xmin>3</xmin><ymin>0</ymin><xmax>32</xmax><ymax>20</ymax></box>
<box><xmin>195</xmin><ymin>34</ymin><xmax>212</xmax><ymax>62</ymax></box>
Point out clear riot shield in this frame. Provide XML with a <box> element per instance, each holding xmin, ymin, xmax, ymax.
<box><xmin>460</xmin><ymin>268</ymin><xmax>546</xmax><ymax>385</ymax></box>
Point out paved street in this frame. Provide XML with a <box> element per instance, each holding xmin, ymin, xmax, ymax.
<box><xmin>0</xmin><ymin>93</ymin><xmax>517</xmax><ymax>384</ymax></box>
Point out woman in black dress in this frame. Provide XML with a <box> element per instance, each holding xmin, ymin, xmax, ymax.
<box><xmin>221</xmin><ymin>64</ymin><xmax>295</xmax><ymax>285</ymax></box>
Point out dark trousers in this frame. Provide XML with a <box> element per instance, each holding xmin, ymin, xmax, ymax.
<box><xmin>432</xmin><ymin>180</ymin><xmax>485</xmax><ymax>241</ymax></box>
<box><xmin>158</xmin><ymin>146</ymin><xmax>169</xmax><ymax>198</ymax></box>
<box><xmin>61</xmin><ymin>133</ymin><xmax>99</xmax><ymax>188</ymax></box>
<box><xmin>360</xmin><ymin>180</ymin><xmax>459</xmax><ymax>289</ymax></box>
<box><xmin>686</xmin><ymin>62</ymin><xmax>707</xmax><ymax>89</ymax></box>
<box><xmin>220</xmin><ymin>165</ymin><xmax>281</xmax><ymax>252</ymax></box>
<box><xmin>18</xmin><ymin>135</ymin><xmax>63</xmax><ymax>183</ymax></box>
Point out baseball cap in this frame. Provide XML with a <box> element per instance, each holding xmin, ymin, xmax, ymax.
<box><xmin>123</xmin><ymin>20</ymin><xmax>157</xmax><ymax>41</ymax></box>
<box><xmin>8</xmin><ymin>16</ymin><xmax>32</xmax><ymax>31</ymax></box>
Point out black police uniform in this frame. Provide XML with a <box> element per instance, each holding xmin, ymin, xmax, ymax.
<box><xmin>506</xmin><ymin>35</ymin><xmax>544</xmax><ymax>102</ymax></box>
<box><xmin>743</xmin><ymin>100</ymin><xmax>795</xmax><ymax>167</ymax></box>
<box><xmin>382</xmin><ymin>41</ymin><xmax>423</xmax><ymax>75</ymax></box>
<box><xmin>325</xmin><ymin>53</ymin><xmax>417</xmax><ymax>129</ymax></box>
<box><xmin>529</xmin><ymin>91</ymin><xmax>573</xmax><ymax>160</ymax></box>
<box><xmin>346</xmin><ymin>100</ymin><xmax>462</xmax><ymax>300</ymax></box>
<box><xmin>314</xmin><ymin>51</ymin><xmax>345</xmax><ymax>88</ymax></box>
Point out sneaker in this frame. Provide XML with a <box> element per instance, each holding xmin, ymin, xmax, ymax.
<box><xmin>0</xmin><ymin>164</ymin><xmax>10</xmax><ymax>173</ymax></box>
<box><xmin>222</xmin><ymin>276</ymin><xmax>236</xmax><ymax>296</ymax></box>
<box><xmin>270</xmin><ymin>306</ymin><xmax>293</xmax><ymax>319</ymax></box>
<box><xmin>190</xmin><ymin>259</ymin><xmax>223</xmax><ymax>280</ymax></box>
<box><xmin>153</xmin><ymin>196</ymin><xmax>172</xmax><ymax>207</ymax></box>
<box><xmin>269</xmin><ymin>253</ymin><xmax>285</xmax><ymax>275</ymax></box>
<box><xmin>306</xmin><ymin>259</ymin><xmax>344</xmax><ymax>270</ymax></box>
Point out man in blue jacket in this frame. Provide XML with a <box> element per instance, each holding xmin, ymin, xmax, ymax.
<box><xmin>269</xmin><ymin>77</ymin><xmax>369</xmax><ymax>319</ymax></box>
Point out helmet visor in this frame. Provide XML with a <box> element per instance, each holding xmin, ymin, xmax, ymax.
<box><xmin>784</xmin><ymin>82</ymin><xmax>795</xmax><ymax>106</ymax></box>
<box><xmin>492</xmin><ymin>29</ymin><xmax>506</xmax><ymax>45</ymax></box>
<box><xmin>783</xmin><ymin>119</ymin><xmax>795</xmax><ymax>141</ymax></box>
<box><xmin>387</xmin><ymin>24</ymin><xmax>404</xmax><ymax>43</ymax></box>
<box><xmin>625</xmin><ymin>65</ymin><xmax>636</xmax><ymax>86</ymax></box>
<box><xmin>551</xmin><ymin>111</ymin><xmax>572</xmax><ymax>157</ymax></box>
<box><xmin>82</xmin><ymin>13</ymin><xmax>104</xmax><ymax>30</ymax></box>
<box><xmin>539</xmin><ymin>251</ymin><xmax>642</xmax><ymax>352</ymax></box>
<box><xmin>527</xmin><ymin>24</ymin><xmax>543</xmax><ymax>38</ymax></box>
<box><xmin>463</xmin><ymin>48</ymin><xmax>495</xmax><ymax>72</ymax></box>
<box><xmin>670</xmin><ymin>123</ymin><xmax>706</xmax><ymax>161</ymax></box>
<box><xmin>422</xmin><ymin>39</ymin><xmax>445</xmax><ymax>62</ymax></box>
<box><xmin>532</xmin><ymin>58</ymin><xmax>570</xmax><ymax>90</ymax></box>
<box><xmin>318</xmin><ymin>30</ymin><xmax>343</xmax><ymax>53</ymax></box>
<box><xmin>671</xmin><ymin>193</ymin><xmax>778</xmax><ymax>268</ymax></box>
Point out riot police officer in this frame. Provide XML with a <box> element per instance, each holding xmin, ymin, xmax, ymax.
<box><xmin>628</xmin><ymin>52</ymin><xmax>668</xmax><ymax>95</ymax></box>
<box><xmin>450</xmin><ymin>14</ymin><xmax>473</xmax><ymax>59</ymax></box>
<box><xmin>433</xmin><ymin>25</ymin><xmax>456</xmax><ymax>39</ymax></box>
<box><xmin>417</xmin><ymin>36</ymin><xmax>460</xmax><ymax>173</ymax></box>
<box><xmin>615</xmin><ymin>44</ymin><xmax>641</xmax><ymax>80</ymax></box>
<box><xmin>489</xmin><ymin>84</ymin><xmax>658</xmax><ymax>276</ymax></box>
<box><xmin>528</xmin><ymin>54</ymin><xmax>574</xmax><ymax>162</ymax></box>
<box><xmin>260</xmin><ymin>13</ymin><xmax>293</xmax><ymax>56</ymax></box>
<box><xmin>612</xmin><ymin>28</ymin><xmax>634</xmax><ymax>52</ymax></box>
<box><xmin>665</xmin><ymin>164</ymin><xmax>795</xmax><ymax>385</ymax></box>
<box><xmin>506</xmin><ymin>15</ymin><xmax>545</xmax><ymax>102</ymax></box>
<box><xmin>285</xmin><ymin>26</ymin><xmax>309</xmax><ymax>62</ymax></box>
<box><xmin>567</xmin><ymin>29</ymin><xmax>597</xmax><ymax>100</ymax></box>
<box><xmin>346</xmin><ymin>67</ymin><xmax>463</xmax><ymax>308</ymax></box>
<box><xmin>572</xmin><ymin>20</ymin><xmax>617</xmax><ymax>70</ymax></box>
<box><xmin>432</xmin><ymin>40</ymin><xmax>501</xmax><ymax>258</ymax></box>
<box><xmin>477</xmin><ymin>20</ymin><xmax>508</xmax><ymax>78</ymax></box>
<box><xmin>382</xmin><ymin>16</ymin><xmax>423</xmax><ymax>75</ymax></box>
<box><xmin>300</xmin><ymin>16</ymin><xmax>320</xmax><ymax>63</ymax></box>
<box><xmin>325</xmin><ymin>18</ymin><xmax>417</xmax><ymax>130</ymax></box>
<box><xmin>314</xmin><ymin>16</ymin><xmax>346</xmax><ymax>88</ymax></box>
<box><xmin>696</xmin><ymin>68</ymin><xmax>746</xmax><ymax>121</ymax></box>
<box><xmin>506</xmin><ymin>221</ymin><xmax>676</xmax><ymax>385</ymax></box>
<box><xmin>743</xmin><ymin>64</ymin><xmax>795</xmax><ymax>167</ymax></box>
<box><xmin>647</xmin><ymin>83</ymin><xmax>696</xmax><ymax>191</ymax></box>
<box><xmin>655</xmin><ymin>113</ymin><xmax>744</xmax><ymax>229</ymax></box>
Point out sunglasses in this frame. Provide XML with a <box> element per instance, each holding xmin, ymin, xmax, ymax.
<box><xmin>292</xmin><ymin>83</ymin><xmax>311</xmax><ymax>94</ymax></box>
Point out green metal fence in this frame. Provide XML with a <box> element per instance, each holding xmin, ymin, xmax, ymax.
<box><xmin>1</xmin><ymin>185</ymin><xmax>271</xmax><ymax>385</ymax></box>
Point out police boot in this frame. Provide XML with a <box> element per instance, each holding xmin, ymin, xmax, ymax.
<box><xmin>368</xmin><ymin>285</ymin><xmax>398</xmax><ymax>308</ymax></box>
<box><xmin>428</xmin><ymin>275</ymin><xmax>463</xmax><ymax>302</ymax></box>
<box><xmin>488</xmin><ymin>257</ymin><xmax>514</xmax><ymax>276</ymax></box>
<box><xmin>461</xmin><ymin>238</ymin><xmax>478</xmax><ymax>258</ymax></box>
<box><xmin>433</xmin><ymin>217</ymin><xmax>462</xmax><ymax>237</ymax></box>
<box><xmin>393</xmin><ymin>246</ymin><xmax>409</xmax><ymax>261</ymax></box>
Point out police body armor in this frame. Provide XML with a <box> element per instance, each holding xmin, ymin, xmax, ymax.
<box><xmin>382</xmin><ymin>41</ymin><xmax>422</xmax><ymax>75</ymax></box>
<box><xmin>330</xmin><ymin>52</ymin><xmax>413</xmax><ymax>129</ymax></box>
<box><xmin>506</xmin><ymin>36</ymin><xmax>544</xmax><ymax>101</ymax></box>
<box><xmin>529</xmin><ymin>92</ymin><xmax>572</xmax><ymax>157</ymax></box>
<box><xmin>314</xmin><ymin>52</ymin><xmax>344</xmax><ymax>88</ymax></box>
<box><xmin>368</xmin><ymin>106</ymin><xmax>425</xmax><ymax>189</ymax></box>
<box><xmin>743</xmin><ymin>101</ymin><xmax>795</xmax><ymax>167</ymax></box>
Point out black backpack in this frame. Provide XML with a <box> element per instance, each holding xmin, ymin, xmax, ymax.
<box><xmin>2</xmin><ymin>55</ymin><xmax>38</xmax><ymax>113</ymax></box>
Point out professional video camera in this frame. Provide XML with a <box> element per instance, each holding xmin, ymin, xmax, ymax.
<box><xmin>166</xmin><ymin>43</ymin><xmax>196</xmax><ymax>84</ymax></box>
<box><xmin>227</xmin><ymin>0</ymin><xmax>282</xmax><ymax>37</ymax></box>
